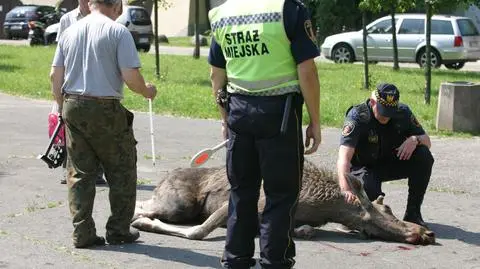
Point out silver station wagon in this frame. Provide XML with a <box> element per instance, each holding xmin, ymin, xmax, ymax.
<box><xmin>320</xmin><ymin>14</ymin><xmax>480</xmax><ymax>70</ymax></box>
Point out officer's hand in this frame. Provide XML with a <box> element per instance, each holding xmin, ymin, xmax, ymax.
<box><xmin>304</xmin><ymin>122</ymin><xmax>321</xmax><ymax>155</ymax></box>
<box><xmin>339</xmin><ymin>178</ymin><xmax>357</xmax><ymax>204</ymax></box>
<box><xmin>143</xmin><ymin>83</ymin><xmax>157</xmax><ymax>100</ymax></box>
<box><xmin>396</xmin><ymin>136</ymin><xmax>417</xmax><ymax>160</ymax></box>
<box><xmin>342</xmin><ymin>190</ymin><xmax>357</xmax><ymax>204</ymax></box>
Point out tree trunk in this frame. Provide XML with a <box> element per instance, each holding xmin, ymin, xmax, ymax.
<box><xmin>153</xmin><ymin>0</ymin><xmax>160</xmax><ymax>78</ymax></box>
<box><xmin>391</xmin><ymin>5</ymin><xmax>399</xmax><ymax>71</ymax></box>
<box><xmin>193</xmin><ymin>0</ymin><xmax>200</xmax><ymax>59</ymax></box>
<box><xmin>425</xmin><ymin>3</ymin><xmax>432</xmax><ymax>105</ymax></box>
<box><xmin>362</xmin><ymin>12</ymin><xmax>370</xmax><ymax>89</ymax></box>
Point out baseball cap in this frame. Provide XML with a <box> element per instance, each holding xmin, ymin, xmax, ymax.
<box><xmin>374</xmin><ymin>83</ymin><xmax>400</xmax><ymax>118</ymax></box>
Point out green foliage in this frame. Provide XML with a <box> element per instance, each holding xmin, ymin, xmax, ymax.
<box><xmin>303</xmin><ymin>0</ymin><xmax>366</xmax><ymax>44</ymax></box>
<box><xmin>359</xmin><ymin>0</ymin><xmax>416</xmax><ymax>14</ymax></box>
<box><xmin>128</xmin><ymin>0</ymin><xmax>172</xmax><ymax>10</ymax></box>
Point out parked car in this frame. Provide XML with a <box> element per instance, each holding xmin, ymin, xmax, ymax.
<box><xmin>3</xmin><ymin>5</ymin><xmax>56</xmax><ymax>39</ymax></box>
<box><xmin>320</xmin><ymin>14</ymin><xmax>480</xmax><ymax>70</ymax></box>
<box><xmin>44</xmin><ymin>21</ymin><xmax>60</xmax><ymax>45</ymax></box>
<box><xmin>28</xmin><ymin>11</ymin><xmax>63</xmax><ymax>46</ymax></box>
<box><xmin>116</xmin><ymin>5</ymin><xmax>153</xmax><ymax>52</ymax></box>
<box><xmin>45</xmin><ymin>6</ymin><xmax>153</xmax><ymax>52</ymax></box>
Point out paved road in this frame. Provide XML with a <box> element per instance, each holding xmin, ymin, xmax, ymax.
<box><xmin>0</xmin><ymin>93</ymin><xmax>479</xmax><ymax>269</ymax></box>
<box><xmin>2</xmin><ymin>39</ymin><xmax>480</xmax><ymax>71</ymax></box>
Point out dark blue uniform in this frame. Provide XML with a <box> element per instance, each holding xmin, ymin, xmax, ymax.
<box><xmin>340</xmin><ymin>100</ymin><xmax>434</xmax><ymax>225</ymax></box>
<box><xmin>208</xmin><ymin>1</ymin><xmax>318</xmax><ymax>269</ymax></box>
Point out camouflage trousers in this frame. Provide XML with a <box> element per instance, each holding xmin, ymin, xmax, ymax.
<box><xmin>63</xmin><ymin>97</ymin><xmax>137</xmax><ymax>247</ymax></box>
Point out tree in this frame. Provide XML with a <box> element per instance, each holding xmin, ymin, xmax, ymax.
<box><xmin>359</xmin><ymin>0</ymin><xmax>416</xmax><ymax>71</ymax></box>
<box><xmin>423</xmin><ymin>0</ymin><xmax>480</xmax><ymax>104</ymax></box>
<box><xmin>128</xmin><ymin>0</ymin><xmax>172</xmax><ymax>78</ymax></box>
<box><xmin>358</xmin><ymin>1</ymin><xmax>378</xmax><ymax>89</ymax></box>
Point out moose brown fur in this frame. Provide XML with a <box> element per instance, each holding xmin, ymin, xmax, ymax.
<box><xmin>132</xmin><ymin>160</ymin><xmax>435</xmax><ymax>245</ymax></box>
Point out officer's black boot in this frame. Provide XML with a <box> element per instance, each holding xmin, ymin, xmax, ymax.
<box><xmin>403</xmin><ymin>193</ymin><xmax>428</xmax><ymax>228</ymax></box>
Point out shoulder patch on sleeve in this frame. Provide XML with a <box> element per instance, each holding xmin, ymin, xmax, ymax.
<box><xmin>304</xmin><ymin>20</ymin><xmax>316</xmax><ymax>43</ymax></box>
<box><xmin>342</xmin><ymin>120</ymin><xmax>356</xmax><ymax>136</ymax></box>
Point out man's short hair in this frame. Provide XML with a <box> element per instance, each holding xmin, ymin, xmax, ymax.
<box><xmin>90</xmin><ymin>0</ymin><xmax>121</xmax><ymax>6</ymax></box>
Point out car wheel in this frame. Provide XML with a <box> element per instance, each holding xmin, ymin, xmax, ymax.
<box><xmin>418</xmin><ymin>49</ymin><xmax>441</xmax><ymax>68</ymax></box>
<box><xmin>143</xmin><ymin>45</ymin><xmax>150</xmax><ymax>53</ymax></box>
<box><xmin>47</xmin><ymin>34</ymin><xmax>57</xmax><ymax>45</ymax></box>
<box><xmin>444</xmin><ymin>62</ymin><xmax>465</xmax><ymax>70</ymax></box>
<box><xmin>332</xmin><ymin>44</ymin><xmax>354</xmax><ymax>64</ymax></box>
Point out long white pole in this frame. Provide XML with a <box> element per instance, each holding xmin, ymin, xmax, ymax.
<box><xmin>149</xmin><ymin>98</ymin><xmax>155</xmax><ymax>167</ymax></box>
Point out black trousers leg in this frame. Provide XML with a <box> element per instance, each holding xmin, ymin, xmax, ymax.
<box><xmin>222</xmin><ymin>94</ymin><xmax>304</xmax><ymax>269</ymax></box>
<box><xmin>222</xmin><ymin>130</ymin><xmax>261</xmax><ymax>269</ymax></box>
<box><xmin>352</xmin><ymin>146</ymin><xmax>434</xmax><ymax>205</ymax></box>
<box><xmin>258</xmin><ymin>98</ymin><xmax>303</xmax><ymax>269</ymax></box>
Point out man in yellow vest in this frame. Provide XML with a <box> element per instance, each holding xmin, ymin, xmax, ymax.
<box><xmin>208</xmin><ymin>0</ymin><xmax>321</xmax><ymax>268</ymax></box>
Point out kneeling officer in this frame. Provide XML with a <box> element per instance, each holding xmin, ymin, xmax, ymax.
<box><xmin>337</xmin><ymin>83</ymin><xmax>434</xmax><ymax>228</ymax></box>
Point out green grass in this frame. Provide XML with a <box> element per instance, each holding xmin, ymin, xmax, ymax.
<box><xmin>1</xmin><ymin>45</ymin><xmax>479</xmax><ymax>136</ymax></box>
<box><xmin>137</xmin><ymin>178</ymin><xmax>153</xmax><ymax>185</ymax></box>
<box><xmin>163</xmin><ymin>36</ymin><xmax>211</xmax><ymax>47</ymax></box>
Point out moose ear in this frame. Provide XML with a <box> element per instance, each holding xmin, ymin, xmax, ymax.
<box><xmin>345</xmin><ymin>173</ymin><xmax>374</xmax><ymax>211</ymax></box>
<box><xmin>345</xmin><ymin>173</ymin><xmax>363</xmax><ymax>192</ymax></box>
<box><xmin>373</xmin><ymin>195</ymin><xmax>384</xmax><ymax>205</ymax></box>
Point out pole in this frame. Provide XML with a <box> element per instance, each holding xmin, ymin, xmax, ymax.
<box><xmin>193</xmin><ymin>0</ymin><xmax>200</xmax><ymax>59</ymax></box>
<box><xmin>154</xmin><ymin>0</ymin><xmax>160</xmax><ymax>79</ymax></box>
<box><xmin>425</xmin><ymin>2</ymin><xmax>432</xmax><ymax>104</ymax></box>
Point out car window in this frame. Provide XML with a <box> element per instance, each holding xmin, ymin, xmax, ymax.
<box><xmin>368</xmin><ymin>19</ymin><xmax>396</xmax><ymax>34</ymax></box>
<box><xmin>129</xmin><ymin>8</ymin><xmax>150</xmax><ymax>25</ymax></box>
<box><xmin>5</xmin><ymin>6</ymin><xmax>37</xmax><ymax>19</ymax></box>
<box><xmin>457</xmin><ymin>19</ymin><xmax>479</xmax><ymax>36</ymax></box>
<box><xmin>431</xmin><ymin>20</ymin><xmax>454</xmax><ymax>35</ymax></box>
<box><xmin>399</xmin><ymin>19</ymin><xmax>425</xmax><ymax>34</ymax></box>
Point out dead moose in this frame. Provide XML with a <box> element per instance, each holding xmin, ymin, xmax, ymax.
<box><xmin>132</xmin><ymin>160</ymin><xmax>435</xmax><ymax>245</ymax></box>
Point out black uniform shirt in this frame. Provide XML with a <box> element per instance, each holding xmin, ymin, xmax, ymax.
<box><xmin>340</xmin><ymin>100</ymin><xmax>426</xmax><ymax>166</ymax></box>
<box><xmin>208</xmin><ymin>0</ymin><xmax>319</xmax><ymax>68</ymax></box>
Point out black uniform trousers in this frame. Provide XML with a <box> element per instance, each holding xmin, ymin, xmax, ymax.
<box><xmin>351</xmin><ymin>145</ymin><xmax>434</xmax><ymax>202</ymax></box>
<box><xmin>222</xmin><ymin>93</ymin><xmax>304</xmax><ymax>269</ymax></box>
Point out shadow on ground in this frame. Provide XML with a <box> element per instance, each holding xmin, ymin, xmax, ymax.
<box><xmin>98</xmin><ymin>243</ymin><xmax>222</xmax><ymax>268</ymax></box>
<box><xmin>429</xmin><ymin>222</ymin><xmax>480</xmax><ymax>246</ymax></box>
<box><xmin>0</xmin><ymin>64</ymin><xmax>21</xmax><ymax>72</ymax></box>
<box><xmin>136</xmin><ymin>185</ymin><xmax>156</xmax><ymax>191</ymax></box>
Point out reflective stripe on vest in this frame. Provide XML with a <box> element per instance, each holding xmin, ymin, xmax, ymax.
<box><xmin>227</xmin><ymin>84</ymin><xmax>300</xmax><ymax>96</ymax></box>
<box><xmin>228</xmin><ymin>74</ymin><xmax>298</xmax><ymax>90</ymax></box>
<box><xmin>211</xmin><ymin>12</ymin><xmax>282</xmax><ymax>31</ymax></box>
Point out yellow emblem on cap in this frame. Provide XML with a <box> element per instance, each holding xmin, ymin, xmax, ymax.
<box><xmin>386</xmin><ymin>95</ymin><xmax>395</xmax><ymax>103</ymax></box>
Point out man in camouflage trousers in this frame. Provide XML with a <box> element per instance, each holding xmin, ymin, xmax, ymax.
<box><xmin>50</xmin><ymin>0</ymin><xmax>157</xmax><ymax>248</ymax></box>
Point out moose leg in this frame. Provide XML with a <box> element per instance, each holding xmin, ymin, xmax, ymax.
<box><xmin>293</xmin><ymin>225</ymin><xmax>316</xmax><ymax>239</ymax></box>
<box><xmin>131</xmin><ymin>202</ymin><xmax>229</xmax><ymax>240</ymax></box>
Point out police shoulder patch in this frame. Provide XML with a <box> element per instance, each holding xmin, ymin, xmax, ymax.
<box><xmin>304</xmin><ymin>20</ymin><xmax>316</xmax><ymax>43</ymax></box>
<box><xmin>342</xmin><ymin>120</ymin><xmax>356</xmax><ymax>136</ymax></box>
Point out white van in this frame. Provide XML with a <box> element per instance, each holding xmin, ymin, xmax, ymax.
<box><xmin>116</xmin><ymin>5</ymin><xmax>153</xmax><ymax>52</ymax></box>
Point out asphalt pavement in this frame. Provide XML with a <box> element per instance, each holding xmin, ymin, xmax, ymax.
<box><xmin>0</xmin><ymin>93</ymin><xmax>479</xmax><ymax>269</ymax></box>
